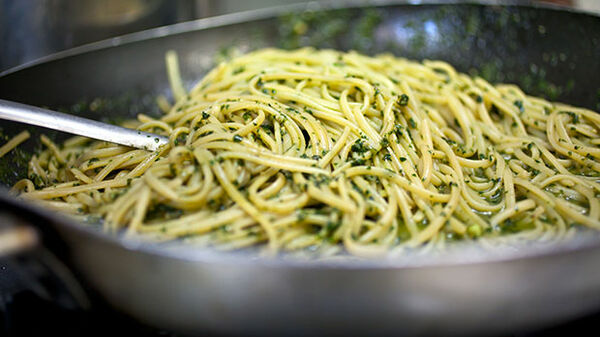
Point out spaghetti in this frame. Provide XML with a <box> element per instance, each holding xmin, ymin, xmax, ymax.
<box><xmin>0</xmin><ymin>130</ymin><xmax>30</xmax><ymax>158</ymax></box>
<box><xmin>12</xmin><ymin>48</ymin><xmax>600</xmax><ymax>258</ymax></box>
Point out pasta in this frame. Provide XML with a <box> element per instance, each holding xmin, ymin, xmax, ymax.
<box><xmin>12</xmin><ymin>48</ymin><xmax>600</xmax><ymax>258</ymax></box>
<box><xmin>0</xmin><ymin>130</ymin><xmax>30</xmax><ymax>158</ymax></box>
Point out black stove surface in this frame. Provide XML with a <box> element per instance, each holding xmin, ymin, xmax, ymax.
<box><xmin>0</xmin><ymin>257</ymin><xmax>171</xmax><ymax>337</ymax></box>
<box><xmin>1</xmin><ymin>256</ymin><xmax>598</xmax><ymax>337</ymax></box>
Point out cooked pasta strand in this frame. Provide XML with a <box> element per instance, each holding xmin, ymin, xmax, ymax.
<box><xmin>14</xmin><ymin>48</ymin><xmax>600</xmax><ymax>258</ymax></box>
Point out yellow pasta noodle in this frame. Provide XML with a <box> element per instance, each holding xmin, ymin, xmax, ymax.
<box><xmin>12</xmin><ymin>48</ymin><xmax>600</xmax><ymax>258</ymax></box>
<box><xmin>0</xmin><ymin>130</ymin><xmax>30</xmax><ymax>158</ymax></box>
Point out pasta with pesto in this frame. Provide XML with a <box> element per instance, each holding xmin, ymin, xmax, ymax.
<box><xmin>12</xmin><ymin>48</ymin><xmax>600</xmax><ymax>258</ymax></box>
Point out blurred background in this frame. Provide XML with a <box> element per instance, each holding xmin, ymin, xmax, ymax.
<box><xmin>1</xmin><ymin>0</ymin><xmax>599</xmax><ymax>72</ymax></box>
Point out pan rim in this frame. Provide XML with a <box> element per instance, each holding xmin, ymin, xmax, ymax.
<box><xmin>2</xmin><ymin>186</ymin><xmax>599</xmax><ymax>270</ymax></box>
<box><xmin>1</xmin><ymin>0</ymin><xmax>600</xmax><ymax>270</ymax></box>
<box><xmin>2</xmin><ymin>0</ymin><xmax>599</xmax><ymax>78</ymax></box>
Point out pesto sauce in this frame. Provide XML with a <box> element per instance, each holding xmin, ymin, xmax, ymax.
<box><xmin>275</xmin><ymin>4</ymin><xmax>587</xmax><ymax>105</ymax></box>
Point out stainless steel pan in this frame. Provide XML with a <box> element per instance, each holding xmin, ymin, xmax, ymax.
<box><xmin>1</xmin><ymin>2</ymin><xmax>600</xmax><ymax>335</ymax></box>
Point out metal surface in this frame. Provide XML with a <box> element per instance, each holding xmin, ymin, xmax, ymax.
<box><xmin>1</xmin><ymin>2</ymin><xmax>600</xmax><ymax>336</ymax></box>
<box><xmin>0</xmin><ymin>99</ymin><xmax>168</xmax><ymax>151</ymax></box>
<box><xmin>0</xmin><ymin>223</ymin><xmax>38</xmax><ymax>256</ymax></box>
<box><xmin>0</xmin><ymin>0</ymin><xmax>200</xmax><ymax>71</ymax></box>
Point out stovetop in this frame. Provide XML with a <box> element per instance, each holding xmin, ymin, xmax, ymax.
<box><xmin>0</xmin><ymin>256</ymin><xmax>598</xmax><ymax>337</ymax></box>
<box><xmin>0</xmin><ymin>257</ymin><xmax>170</xmax><ymax>337</ymax></box>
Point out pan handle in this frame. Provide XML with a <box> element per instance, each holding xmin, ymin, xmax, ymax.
<box><xmin>0</xmin><ymin>224</ymin><xmax>39</xmax><ymax>256</ymax></box>
<box><xmin>0</xmin><ymin>211</ymin><xmax>91</xmax><ymax>310</ymax></box>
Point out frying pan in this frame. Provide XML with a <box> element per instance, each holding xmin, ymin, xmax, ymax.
<box><xmin>1</xmin><ymin>1</ymin><xmax>600</xmax><ymax>336</ymax></box>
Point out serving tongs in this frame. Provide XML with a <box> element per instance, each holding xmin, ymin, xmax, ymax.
<box><xmin>0</xmin><ymin>98</ymin><xmax>168</xmax><ymax>152</ymax></box>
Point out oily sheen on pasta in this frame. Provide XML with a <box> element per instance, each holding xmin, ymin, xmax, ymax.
<box><xmin>13</xmin><ymin>48</ymin><xmax>600</xmax><ymax>258</ymax></box>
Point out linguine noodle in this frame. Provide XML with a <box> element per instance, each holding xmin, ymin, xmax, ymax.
<box><xmin>11</xmin><ymin>48</ymin><xmax>600</xmax><ymax>258</ymax></box>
